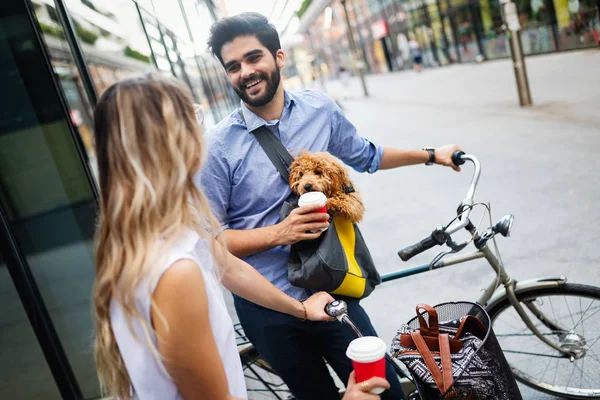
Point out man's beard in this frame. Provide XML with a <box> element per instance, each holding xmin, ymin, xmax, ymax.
<box><xmin>234</xmin><ymin>67</ymin><xmax>281</xmax><ymax>108</ymax></box>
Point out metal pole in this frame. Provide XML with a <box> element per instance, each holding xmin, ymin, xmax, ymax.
<box><xmin>306</xmin><ymin>30</ymin><xmax>327</xmax><ymax>93</ymax></box>
<box><xmin>507</xmin><ymin>30</ymin><xmax>532</xmax><ymax>106</ymax></box>
<box><xmin>502</xmin><ymin>0</ymin><xmax>532</xmax><ymax>106</ymax></box>
<box><xmin>134</xmin><ymin>0</ymin><xmax>159</xmax><ymax>69</ymax></box>
<box><xmin>350</xmin><ymin>0</ymin><xmax>371</xmax><ymax>72</ymax></box>
<box><xmin>376</xmin><ymin>0</ymin><xmax>399</xmax><ymax>70</ymax></box>
<box><xmin>340</xmin><ymin>0</ymin><xmax>369</xmax><ymax>97</ymax></box>
<box><xmin>435</xmin><ymin>0</ymin><xmax>452</xmax><ymax>62</ymax></box>
<box><xmin>53</xmin><ymin>0</ymin><xmax>97</xmax><ymax>106</ymax></box>
<box><xmin>149</xmin><ymin>0</ymin><xmax>178</xmax><ymax>78</ymax></box>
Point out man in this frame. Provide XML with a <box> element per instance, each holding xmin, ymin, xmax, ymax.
<box><xmin>199</xmin><ymin>12</ymin><xmax>462</xmax><ymax>400</ymax></box>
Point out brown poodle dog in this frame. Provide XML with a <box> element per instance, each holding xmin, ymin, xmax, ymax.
<box><xmin>289</xmin><ymin>152</ymin><xmax>365</xmax><ymax>223</ymax></box>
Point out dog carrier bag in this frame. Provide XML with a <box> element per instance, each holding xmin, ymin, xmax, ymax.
<box><xmin>391</xmin><ymin>302</ymin><xmax>522</xmax><ymax>400</ymax></box>
<box><xmin>250</xmin><ymin>124</ymin><xmax>381</xmax><ymax>299</ymax></box>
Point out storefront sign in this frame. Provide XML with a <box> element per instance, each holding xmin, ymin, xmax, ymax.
<box><xmin>371</xmin><ymin>20</ymin><xmax>389</xmax><ymax>39</ymax></box>
<box><xmin>503</xmin><ymin>2</ymin><xmax>521</xmax><ymax>31</ymax></box>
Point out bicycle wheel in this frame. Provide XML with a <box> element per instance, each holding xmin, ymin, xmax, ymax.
<box><xmin>487</xmin><ymin>283</ymin><xmax>600</xmax><ymax>399</ymax></box>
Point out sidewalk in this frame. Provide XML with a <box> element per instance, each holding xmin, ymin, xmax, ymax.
<box><xmin>324</xmin><ymin>50</ymin><xmax>599</xmax><ymax>127</ymax></box>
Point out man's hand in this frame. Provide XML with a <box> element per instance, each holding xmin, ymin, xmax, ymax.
<box><xmin>435</xmin><ymin>144</ymin><xmax>464</xmax><ymax>172</ymax></box>
<box><xmin>342</xmin><ymin>371</ymin><xmax>390</xmax><ymax>400</ymax></box>
<box><xmin>274</xmin><ymin>203</ymin><xmax>330</xmax><ymax>246</ymax></box>
<box><xmin>302</xmin><ymin>292</ymin><xmax>335</xmax><ymax>321</ymax></box>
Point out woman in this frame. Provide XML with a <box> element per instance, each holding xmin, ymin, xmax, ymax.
<box><xmin>92</xmin><ymin>75</ymin><xmax>388</xmax><ymax>399</ymax></box>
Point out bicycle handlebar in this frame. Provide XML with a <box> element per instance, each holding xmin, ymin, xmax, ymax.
<box><xmin>445</xmin><ymin>152</ymin><xmax>481</xmax><ymax>235</ymax></box>
<box><xmin>398</xmin><ymin>152</ymin><xmax>482</xmax><ymax>261</ymax></box>
<box><xmin>398</xmin><ymin>229</ymin><xmax>446</xmax><ymax>261</ymax></box>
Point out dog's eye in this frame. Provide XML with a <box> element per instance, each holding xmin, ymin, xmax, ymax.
<box><xmin>314</xmin><ymin>170</ymin><xmax>322</xmax><ymax>175</ymax></box>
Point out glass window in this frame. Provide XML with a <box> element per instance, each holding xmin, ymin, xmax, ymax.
<box><xmin>1</xmin><ymin>2</ymin><xmax>99</xmax><ymax>398</ymax></box>
<box><xmin>0</xmin><ymin>258</ymin><xmax>62</xmax><ymax>399</ymax></box>
<box><xmin>515</xmin><ymin>0</ymin><xmax>558</xmax><ymax>53</ymax></box>
<box><xmin>554</xmin><ymin>0</ymin><xmax>600</xmax><ymax>49</ymax></box>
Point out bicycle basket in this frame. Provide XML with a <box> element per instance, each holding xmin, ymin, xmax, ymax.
<box><xmin>391</xmin><ymin>302</ymin><xmax>522</xmax><ymax>400</ymax></box>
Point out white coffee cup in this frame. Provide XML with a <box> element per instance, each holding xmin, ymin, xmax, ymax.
<box><xmin>298</xmin><ymin>192</ymin><xmax>328</xmax><ymax>232</ymax></box>
<box><xmin>346</xmin><ymin>336</ymin><xmax>387</xmax><ymax>394</ymax></box>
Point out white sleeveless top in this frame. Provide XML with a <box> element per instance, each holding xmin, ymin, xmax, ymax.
<box><xmin>109</xmin><ymin>229</ymin><xmax>247</xmax><ymax>399</ymax></box>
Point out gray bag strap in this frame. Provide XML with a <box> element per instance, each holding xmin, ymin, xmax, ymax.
<box><xmin>239</xmin><ymin>109</ymin><xmax>294</xmax><ymax>182</ymax></box>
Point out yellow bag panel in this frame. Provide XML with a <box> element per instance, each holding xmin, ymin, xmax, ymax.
<box><xmin>330</xmin><ymin>218</ymin><xmax>366</xmax><ymax>297</ymax></box>
<box><xmin>331</xmin><ymin>273</ymin><xmax>366</xmax><ymax>297</ymax></box>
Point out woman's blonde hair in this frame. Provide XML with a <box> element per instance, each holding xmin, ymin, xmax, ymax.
<box><xmin>92</xmin><ymin>75</ymin><xmax>221</xmax><ymax>398</ymax></box>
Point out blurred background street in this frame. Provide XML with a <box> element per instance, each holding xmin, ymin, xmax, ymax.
<box><xmin>1</xmin><ymin>0</ymin><xmax>599</xmax><ymax>399</ymax></box>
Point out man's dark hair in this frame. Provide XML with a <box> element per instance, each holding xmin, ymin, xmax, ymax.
<box><xmin>208</xmin><ymin>12</ymin><xmax>281</xmax><ymax>66</ymax></box>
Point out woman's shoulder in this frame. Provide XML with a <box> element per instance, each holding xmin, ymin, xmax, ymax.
<box><xmin>150</xmin><ymin>228</ymin><xmax>214</xmax><ymax>292</ymax></box>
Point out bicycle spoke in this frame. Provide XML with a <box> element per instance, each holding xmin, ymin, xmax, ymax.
<box><xmin>552</xmin><ymin>356</ymin><xmax>559</xmax><ymax>388</ymax></box>
<box><xmin>588</xmin><ymin>349</ymin><xmax>600</xmax><ymax>365</ymax></box>
<box><xmin>565</xmin><ymin>296</ymin><xmax>577</xmax><ymax>327</ymax></box>
<box><xmin>574</xmin><ymin>306</ymin><xmax>600</xmax><ymax>329</ymax></box>
<box><xmin>540</xmin><ymin>349</ymin><xmax>557</xmax><ymax>382</ymax></box>
<box><xmin>580</xmin><ymin>297</ymin><xmax>585</xmax><ymax>340</ymax></box>
<box><xmin>580</xmin><ymin>355</ymin><xmax>585</xmax><ymax>389</ymax></box>
<box><xmin>572</xmin><ymin>361</ymin><xmax>600</xmax><ymax>388</ymax></box>
<box><xmin>493</xmin><ymin>287</ymin><xmax>600</xmax><ymax>396</ymax></box>
<box><xmin>567</xmin><ymin>358</ymin><xmax>577</xmax><ymax>388</ymax></box>
<box><xmin>549</xmin><ymin>297</ymin><xmax>559</xmax><ymax>329</ymax></box>
<box><xmin>503</xmin><ymin>349</ymin><xmax>563</xmax><ymax>358</ymax></box>
<box><xmin>496</xmin><ymin>332</ymin><xmax>568</xmax><ymax>338</ymax></box>
<box><xmin>587</xmin><ymin>334</ymin><xmax>600</xmax><ymax>352</ymax></box>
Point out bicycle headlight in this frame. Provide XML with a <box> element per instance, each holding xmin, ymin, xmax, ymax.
<box><xmin>493</xmin><ymin>214</ymin><xmax>514</xmax><ymax>237</ymax></box>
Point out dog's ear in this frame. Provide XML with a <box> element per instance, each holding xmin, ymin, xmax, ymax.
<box><xmin>342</xmin><ymin>183</ymin><xmax>355</xmax><ymax>194</ymax></box>
<box><xmin>288</xmin><ymin>159</ymin><xmax>302</xmax><ymax>192</ymax></box>
<box><xmin>329</xmin><ymin>161</ymin><xmax>348</xmax><ymax>190</ymax></box>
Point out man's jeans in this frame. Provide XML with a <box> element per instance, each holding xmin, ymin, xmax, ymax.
<box><xmin>234</xmin><ymin>295</ymin><xmax>406</xmax><ymax>400</ymax></box>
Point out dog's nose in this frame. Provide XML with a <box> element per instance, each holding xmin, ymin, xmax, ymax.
<box><xmin>304</xmin><ymin>183</ymin><xmax>313</xmax><ymax>192</ymax></box>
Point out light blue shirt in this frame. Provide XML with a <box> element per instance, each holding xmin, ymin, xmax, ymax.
<box><xmin>197</xmin><ymin>90</ymin><xmax>384</xmax><ymax>300</ymax></box>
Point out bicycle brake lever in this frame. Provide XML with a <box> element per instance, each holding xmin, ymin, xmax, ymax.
<box><xmin>446</xmin><ymin>237</ymin><xmax>468</xmax><ymax>252</ymax></box>
<box><xmin>427</xmin><ymin>235</ymin><xmax>468</xmax><ymax>270</ymax></box>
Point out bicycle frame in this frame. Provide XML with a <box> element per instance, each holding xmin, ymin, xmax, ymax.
<box><xmin>381</xmin><ymin>244</ymin><xmax>573</xmax><ymax>357</ymax></box>
<box><xmin>382</xmin><ymin>153</ymin><xmax>576</xmax><ymax>358</ymax></box>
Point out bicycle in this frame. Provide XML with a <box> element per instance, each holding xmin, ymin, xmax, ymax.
<box><xmin>373</xmin><ymin>151</ymin><xmax>600</xmax><ymax>399</ymax></box>
<box><xmin>237</xmin><ymin>151</ymin><xmax>600</xmax><ymax>399</ymax></box>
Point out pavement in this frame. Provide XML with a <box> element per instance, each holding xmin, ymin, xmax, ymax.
<box><xmin>226</xmin><ymin>49</ymin><xmax>600</xmax><ymax>399</ymax></box>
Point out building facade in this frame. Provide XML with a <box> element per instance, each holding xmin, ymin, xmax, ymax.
<box><xmin>0</xmin><ymin>1</ymin><xmax>234</xmax><ymax>399</ymax></box>
<box><xmin>295</xmin><ymin>0</ymin><xmax>599</xmax><ymax>78</ymax></box>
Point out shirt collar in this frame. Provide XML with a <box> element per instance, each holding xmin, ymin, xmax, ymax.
<box><xmin>240</xmin><ymin>90</ymin><xmax>297</xmax><ymax>133</ymax></box>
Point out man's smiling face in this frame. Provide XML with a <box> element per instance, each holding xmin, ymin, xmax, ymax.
<box><xmin>221</xmin><ymin>35</ymin><xmax>284</xmax><ymax>107</ymax></box>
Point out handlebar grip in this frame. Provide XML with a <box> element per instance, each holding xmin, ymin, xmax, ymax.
<box><xmin>398</xmin><ymin>232</ymin><xmax>444</xmax><ymax>262</ymax></box>
<box><xmin>451</xmin><ymin>151</ymin><xmax>466</xmax><ymax>166</ymax></box>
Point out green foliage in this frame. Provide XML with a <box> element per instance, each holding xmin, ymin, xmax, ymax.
<box><xmin>38</xmin><ymin>21</ymin><xmax>65</xmax><ymax>39</ymax></box>
<box><xmin>297</xmin><ymin>0</ymin><xmax>313</xmax><ymax>18</ymax></box>
<box><xmin>73</xmin><ymin>21</ymin><xmax>98</xmax><ymax>45</ymax></box>
<box><xmin>124</xmin><ymin>46</ymin><xmax>151</xmax><ymax>64</ymax></box>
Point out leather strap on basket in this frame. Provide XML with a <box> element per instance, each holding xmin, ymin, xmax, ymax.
<box><xmin>411</xmin><ymin>331</ymin><xmax>455</xmax><ymax>396</ymax></box>
<box><xmin>416</xmin><ymin>304</ymin><xmax>439</xmax><ymax>336</ymax></box>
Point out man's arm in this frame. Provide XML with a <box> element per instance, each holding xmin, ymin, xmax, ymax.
<box><xmin>379</xmin><ymin>144</ymin><xmax>463</xmax><ymax>171</ymax></box>
<box><xmin>325</xmin><ymin>96</ymin><xmax>463</xmax><ymax>173</ymax></box>
<box><xmin>221</xmin><ymin>203</ymin><xmax>329</xmax><ymax>258</ymax></box>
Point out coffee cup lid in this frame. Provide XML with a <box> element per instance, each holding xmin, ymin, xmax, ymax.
<box><xmin>346</xmin><ymin>336</ymin><xmax>387</xmax><ymax>363</ymax></box>
<box><xmin>298</xmin><ymin>191</ymin><xmax>326</xmax><ymax>206</ymax></box>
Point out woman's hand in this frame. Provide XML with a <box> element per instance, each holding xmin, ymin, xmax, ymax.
<box><xmin>303</xmin><ymin>292</ymin><xmax>335</xmax><ymax>321</ymax></box>
<box><xmin>342</xmin><ymin>371</ymin><xmax>390</xmax><ymax>400</ymax></box>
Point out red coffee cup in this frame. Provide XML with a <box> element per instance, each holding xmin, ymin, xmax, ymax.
<box><xmin>346</xmin><ymin>336</ymin><xmax>387</xmax><ymax>394</ymax></box>
<box><xmin>298</xmin><ymin>191</ymin><xmax>328</xmax><ymax>232</ymax></box>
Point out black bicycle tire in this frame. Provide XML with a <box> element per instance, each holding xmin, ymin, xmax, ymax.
<box><xmin>486</xmin><ymin>282</ymin><xmax>600</xmax><ymax>399</ymax></box>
